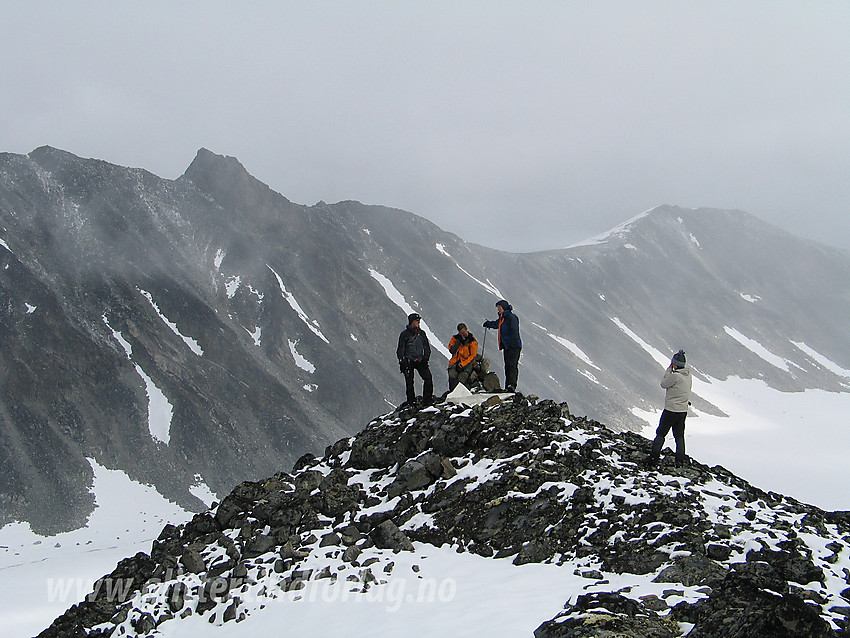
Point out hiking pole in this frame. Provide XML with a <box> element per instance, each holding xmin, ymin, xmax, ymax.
<box><xmin>481</xmin><ymin>327</ymin><xmax>488</xmax><ymax>360</ymax></box>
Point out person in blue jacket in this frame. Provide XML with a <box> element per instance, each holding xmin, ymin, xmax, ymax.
<box><xmin>483</xmin><ymin>300</ymin><xmax>522</xmax><ymax>392</ymax></box>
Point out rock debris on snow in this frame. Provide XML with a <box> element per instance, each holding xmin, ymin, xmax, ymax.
<box><xmin>37</xmin><ymin>395</ymin><xmax>850</xmax><ymax>637</ymax></box>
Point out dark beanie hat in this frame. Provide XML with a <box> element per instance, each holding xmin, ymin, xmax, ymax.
<box><xmin>495</xmin><ymin>300</ymin><xmax>511</xmax><ymax>311</ymax></box>
<box><xmin>408</xmin><ymin>313</ymin><xmax>421</xmax><ymax>324</ymax></box>
<box><xmin>672</xmin><ymin>349</ymin><xmax>687</xmax><ymax>367</ymax></box>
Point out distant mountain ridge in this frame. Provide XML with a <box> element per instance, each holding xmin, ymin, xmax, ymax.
<box><xmin>0</xmin><ymin>146</ymin><xmax>848</xmax><ymax>533</ymax></box>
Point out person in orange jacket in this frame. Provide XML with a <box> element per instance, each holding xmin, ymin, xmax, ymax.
<box><xmin>447</xmin><ymin>323</ymin><xmax>478</xmax><ymax>391</ymax></box>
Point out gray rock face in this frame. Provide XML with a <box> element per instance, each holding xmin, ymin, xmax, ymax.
<box><xmin>0</xmin><ymin>146</ymin><xmax>848</xmax><ymax>533</ymax></box>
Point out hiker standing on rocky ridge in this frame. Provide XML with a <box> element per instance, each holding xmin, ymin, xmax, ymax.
<box><xmin>646</xmin><ymin>349</ymin><xmax>692</xmax><ymax>467</ymax></box>
<box><xmin>397</xmin><ymin>313</ymin><xmax>434</xmax><ymax>407</ymax></box>
<box><xmin>483</xmin><ymin>299</ymin><xmax>522</xmax><ymax>392</ymax></box>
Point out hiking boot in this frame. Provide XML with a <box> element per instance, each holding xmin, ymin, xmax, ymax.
<box><xmin>643</xmin><ymin>455</ymin><xmax>659</xmax><ymax>468</ymax></box>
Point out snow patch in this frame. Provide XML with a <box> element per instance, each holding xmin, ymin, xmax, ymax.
<box><xmin>103</xmin><ymin>316</ymin><xmax>173</xmax><ymax>444</ymax></box>
<box><xmin>138</xmin><ymin>289</ymin><xmax>203</xmax><ymax>356</ymax></box>
<box><xmin>368</xmin><ymin>268</ymin><xmax>450</xmax><ymax>360</ymax></box>
<box><xmin>456</xmin><ymin>264</ymin><xmax>503</xmax><ymax>298</ymax></box>
<box><xmin>739</xmin><ymin>292</ymin><xmax>761</xmax><ymax>303</ymax></box>
<box><xmin>689</xmin><ymin>233</ymin><xmax>701</xmax><ymax>248</ymax></box>
<box><xmin>25</xmin><ymin>303</ymin><xmax>37</xmax><ymax>314</ymax></box>
<box><xmin>568</xmin><ymin>209</ymin><xmax>652</xmax><ymax>248</ymax></box>
<box><xmin>724</xmin><ymin>326</ymin><xmax>791</xmax><ymax>373</ymax></box>
<box><xmin>245</xmin><ymin>325</ymin><xmax>261</xmax><ymax>347</ymax></box>
<box><xmin>225</xmin><ymin>275</ymin><xmax>241</xmax><ymax>298</ymax></box>
<box><xmin>792</xmin><ymin>341</ymin><xmax>850</xmax><ymax>378</ymax></box>
<box><xmin>610</xmin><ymin>317</ymin><xmax>669</xmax><ymax>368</ymax></box>
<box><xmin>432</xmin><ymin>244</ymin><xmax>496</xmax><ymax>299</ymax></box>
<box><xmin>214</xmin><ymin>249</ymin><xmax>225</xmax><ymax>270</ymax></box>
<box><xmin>434</xmin><ymin>243</ymin><xmax>503</xmax><ymax>298</ymax></box>
<box><xmin>533</xmin><ymin>322</ymin><xmax>600</xmax><ymax>370</ymax></box>
<box><xmin>446</xmin><ymin>383</ymin><xmax>512</xmax><ymax>406</ymax></box>
<box><xmin>140</xmin><ymin>369</ymin><xmax>173</xmax><ymax>445</ymax></box>
<box><xmin>150</xmin><ymin>541</ymin><xmax>596</xmax><ymax>638</ymax></box>
<box><xmin>105</xmin><ymin>316</ymin><xmax>133</xmax><ymax>358</ymax></box>
<box><xmin>268</xmin><ymin>265</ymin><xmax>330</xmax><ymax>344</ymax></box>
<box><xmin>189</xmin><ymin>475</ymin><xmax>218</xmax><ymax>508</ymax></box>
<box><xmin>579</xmin><ymin>370</ymin><xmax>600</xmax><ymax>385</ymax></box>
<box><xmin>288</xmin><ymin>339</ymin><xmax>316</xmax><ymax>374</ymax></box>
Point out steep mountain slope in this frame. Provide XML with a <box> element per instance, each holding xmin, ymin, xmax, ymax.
<box><xmin>476</xmin><ymin>207</ymin><xmax>850</xmax><ymax>421</ymax></box>
<box><xmin>0</xmin><ymin>147</ymin><xmax>848</xmax><ymax>534</ymax></box>
<box><xmin>37</xmin><ymin>395</ymin><xmax>850</xmax><ymax>637</ymax></box>
<box><xmin>0</xmin><ymin>148</ymin><xmax>370</xmax><ymax>532</ymax></box>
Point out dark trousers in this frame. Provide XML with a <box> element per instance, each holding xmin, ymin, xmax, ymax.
<box><xmin>650</xmin><ymin>409</ymin><xmax>687</xmax><ymax>463</ymax></box>
<box><xmin>503</xmin><ymin>347</ymin><xmax>521</xmax><ymax>391</ymax></box>
<box><xmin>403</xmin><ymin>360</ymin><xmax>433</xmax><ymax>403</ymax></box>
<box><xmin>447</xmin><ymin>363</ymin><xmax>473</xmax><ymax>391</ymax></box>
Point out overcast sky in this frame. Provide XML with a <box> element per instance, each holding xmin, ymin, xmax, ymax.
<box><xmin>2</xmin><ymin>1</ymin><xmax>849</xmax><ymax>252</ymax></box>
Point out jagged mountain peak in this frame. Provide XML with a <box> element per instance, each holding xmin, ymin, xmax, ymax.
<box><xmin>183</xmin><ymin>148</ymin><xmax>248</xmax><ymax>179</ymax></box>
<box><xmin>179</xmin><ymin>148</ymin><xmax>290</xmax><ymax>211</ymax></box>
<box><xmin>38</xmin><ymin>394</ymin><xmax>850</xmax><ymax>637</ymax></box>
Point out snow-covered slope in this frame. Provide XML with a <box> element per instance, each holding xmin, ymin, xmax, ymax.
<box><xmin>637</xmin><ymin>377</ymin><xmax>850</xmax><ymax>512</ymax></box>
<box><xmin>0</xmin><ymin>460</ymin><xmax>195</xmax><ymax>638</ymax></box>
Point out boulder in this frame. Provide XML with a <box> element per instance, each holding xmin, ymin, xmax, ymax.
<box><xmin>671</xmin><ymin>571</ymin><xmax>837</xmax><ymax>637</ymax></box>
<box><xmin>370</xmin><ymin>520</ymin><xmax>414</xmax><ymax>552</ymax></box>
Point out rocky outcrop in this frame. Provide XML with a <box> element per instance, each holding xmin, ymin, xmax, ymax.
<box><xmin>38</xmin><ymin>395</ymin><xmax>850</xmax><ymax>637</ymax></box>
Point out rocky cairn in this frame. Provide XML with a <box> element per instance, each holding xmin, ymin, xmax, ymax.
<box><xmin>39</xmin><ymin>395</ymin><xmax>850</xmax><ymax>637</ymax></box>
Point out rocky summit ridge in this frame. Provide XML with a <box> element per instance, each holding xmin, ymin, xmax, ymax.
<box><xmin>39</xmin><ymin>393</ymin><xmax>850</xmax><ymax>637</ymax></box>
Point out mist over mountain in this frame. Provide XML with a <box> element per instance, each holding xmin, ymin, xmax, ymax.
<box><xmin>0</xmin><ymin>146</ymin><xmax>848</xmax><ymax>534</ymax></box>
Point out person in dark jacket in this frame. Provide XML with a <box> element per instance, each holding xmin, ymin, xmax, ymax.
<box><xmin>483</xmin><ymin>299</ymin><xmax>522</xmax><ymax>392</ymax></box>
<box><xmin>396</xmin><ymin>313</ymin><xmax>433</xmax><ymax>406</ymax></box>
